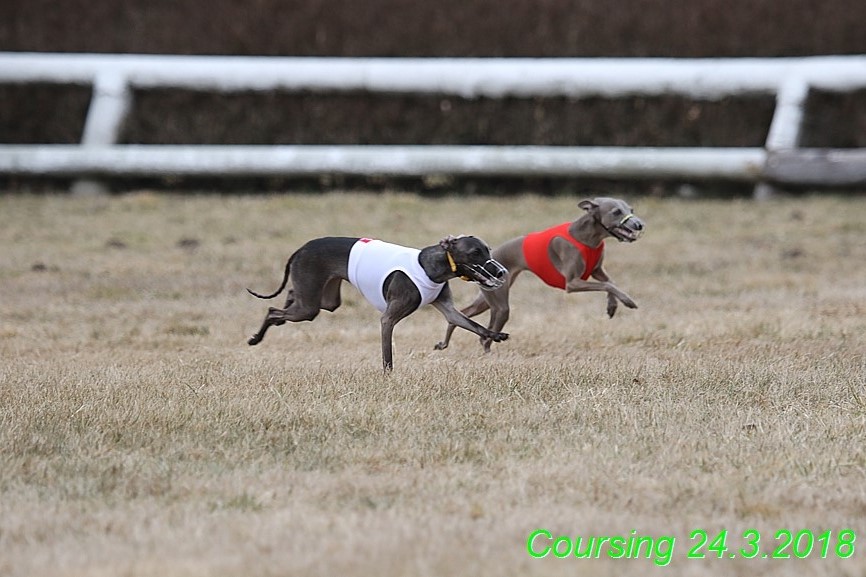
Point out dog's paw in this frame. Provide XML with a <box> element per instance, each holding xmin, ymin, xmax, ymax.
<box><xmin>248</xmin><ymin>334</ymin><xmax>262</xmax><ymax>346</ymax></box>
<box><xmin>618</xmin><ymin>295</ymin><xmax>638</xmax><ymax>309</ymax></box>
<box><xmin>433</xmin><ymin>341</ymin><xmax>448</xmax><ymax>350</ymax></box>
<box><xmin>607</xmin><ymin>302</ymin><xmax>618</xmax><ymax>318</ymax></box>
<box><xmin>490</xmin><ymin>332</ymin><xmax>509</xmax><ymax>342</ymax></box>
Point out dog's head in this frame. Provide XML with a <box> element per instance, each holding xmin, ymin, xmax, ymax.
<box><xmin>579</xmin><ymin>197</ymin><xmax>645</xmax><ymax>242</ymax></box>
<box><xmin>439</xmin><ymin>235</ymin><xmax>507</xmax><ymax>291</ymax></box>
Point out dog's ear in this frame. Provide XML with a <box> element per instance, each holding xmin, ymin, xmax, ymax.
<box><xmin>439</xmin><ymin>234</ymin><xmax>469</xmax><ymax>250</ymax></box>
<box><xmin>578</xmin><ymin>199</ymin><xmax>600</xmax><ymax>212</ymax></box>
<box><xmin>439</xmin><ymin>235</ymin><xmax>458</xmax><ymax>250</ymax></box>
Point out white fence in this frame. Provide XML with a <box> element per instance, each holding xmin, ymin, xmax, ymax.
<box><xmin>2</xmin><ymin>52</ymin><xmax>866</xmax><ymax>191</ymax></box>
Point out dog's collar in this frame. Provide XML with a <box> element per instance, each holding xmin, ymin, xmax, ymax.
<box><xmin>446</xmin><ymin>251</ymin><xmax>471</xmax><ymax>281</ymax></box>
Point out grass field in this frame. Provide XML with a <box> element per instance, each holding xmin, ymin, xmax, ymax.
<box><xmin>1</xmin><ymin>190</ymin><xmax>865</xmax><ymax>576</ymax></box>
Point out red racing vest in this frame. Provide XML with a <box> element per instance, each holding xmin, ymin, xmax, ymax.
<box><xmin>521</xmin><ymin>222</ymin><xmax>605</xmax><ymax>289</ymax></box>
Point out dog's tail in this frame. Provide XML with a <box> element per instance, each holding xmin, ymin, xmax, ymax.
<box><xmin>247</xmin><ymin>256</ymin><xmax>293</xmax><ymax>299</ymax></box>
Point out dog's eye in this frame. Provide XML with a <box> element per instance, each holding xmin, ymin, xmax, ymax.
<box><xmin>612</xmin><ymin>208</ymin><xmax>623</xmax><ymax>216</ymax></box>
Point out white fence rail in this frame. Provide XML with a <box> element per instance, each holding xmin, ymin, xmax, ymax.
<box><xmin>2</xmin><ymin>53</ymin><xmax>866</xmax><ymax>189</ymax></box>
<box><xmin>0</xmin><ymin>145</ymin><xmax>767</xmax><ymax>180</ymax></box>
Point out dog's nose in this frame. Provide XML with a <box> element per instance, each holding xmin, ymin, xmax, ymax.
<box><xmin>633</xmin><ymin>219</ymin><xmax>644</xmax><ymax>231</ymax></box>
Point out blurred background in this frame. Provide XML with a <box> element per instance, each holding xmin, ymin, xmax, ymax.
<box><xmin>2</xmin><ymin>0</ymin><xmax>865</xmax><ymax>194</ymax></box>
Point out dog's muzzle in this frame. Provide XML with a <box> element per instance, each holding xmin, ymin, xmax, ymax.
<box><xmin>459</xmin><ymin>258</ymin><xmax>508</xmax><ymax>291</ymax></box>
<box><xmin>610</xmin><ymin>213</ymin><xmax>644</xmax><ymax>243</ymax></box>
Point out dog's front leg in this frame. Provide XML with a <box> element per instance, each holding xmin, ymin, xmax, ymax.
<box><xmin>551</xmin><ymin>238</ymin><xmax>636</xmax><ymax>314</ymax></box>
<box><xmin>434</xmin><ymin>290</ymin><xmax>491</xmax><ymax>351</ymax></box>
<box><xmin>565</xmin><ymin>277</ymin><xmax>638</xmax><ymax>312</ymax></box>
<box><xmin>380</xmin><ymin>305</ymin><xmax>420</xmax><ymax>371</ymax></box>
<box><xmin>380</xmin><ymin>315</ymin><xmax>396</xmax><ymax>372</ymax></box>
<box><xmin>380</xmin><ymin>273</ymin><xmax>424</xmax><ymax>372</ymax></box>
<box><xmin>590</xmin><ymin>267</ymin><xmax>635</xmax><ymax>318</ymax></box>
<box><xmin>606</xmin><ymin>292</ymin><xmax>619</xmax><ymax>319</ymax></box>
<box><xmin>430</xmin><ymin>286</ymin><xmax>508</xmax><ymax>347</ymax></box>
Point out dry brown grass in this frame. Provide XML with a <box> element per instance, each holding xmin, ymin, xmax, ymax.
<box><xmin>1</xmin><ymin>190</ymin><xmax>865</xmax><ymax>577</ymax></box>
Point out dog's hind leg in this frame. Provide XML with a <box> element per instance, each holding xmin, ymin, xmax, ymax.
<box><xmin>248</xmin><ymin>307</ymin><xmax>280</xmax><ymax>345</ymax></box>
<box><xmin>434</xmin><ymin>324</ymin><xmax>457</xmax><ymax>351</ymax></box>
<box><xmin>248</xmin><ymin>274</ymin><xmax>329</xmax><ymax>346</ymax></box>
<box><xmin>436</xmin><ymin>269</ymin><xmax>520</xmax><ymax>352</ymax></box>
<box><xmin>430</xmin><ymin>284</ymin><xmax>508</xmax><ymax>357</ymax></box>
<box><xmin>282</xmin><ymin>288</ymin><xmax>295</xmax><ymax>309</ymax></box>
<box><xmin>247</xmin><ymin>299</ymin><xmax>322</xmax><ymax>345</ymax></box>
<box><xmin>319</xmin><ymin>277</ymin><xmax>343</xmax><ymax>312</ymax></box>
<box><xmin>479</xmin><ymin>285</ymin><xmax>512</xmax><ymax>353</ymax></box>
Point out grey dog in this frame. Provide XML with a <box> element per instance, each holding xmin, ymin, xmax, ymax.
<box><xmin>247</xmin><ymin>235</ymin><xmax>509</xmax><ymax>371</ymax></box>
<box><xmin>435</xmin><ymin>197</ymin><xmax>645</xmax><ymax>353</ymax></box>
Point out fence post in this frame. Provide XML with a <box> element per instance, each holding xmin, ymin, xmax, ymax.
<box><xmin>754</xmin><ymin>77</ymin><xmax>810</xmax><ymax>199</ymax></box>
<box><xmin>70</xmin><ymin>73</ymin><xmax>132</xmax><ymax>195</ymax></box>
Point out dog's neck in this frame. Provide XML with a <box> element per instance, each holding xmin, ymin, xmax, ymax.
<box><xmin>418</xmin><ymin>246</ymin><xmax>456</xmax><ymax>284</ymax></box>
<box><xmin>568</xmin><ymin>212</ymin><xmax>608</xmax><ymax>248</ymax></box>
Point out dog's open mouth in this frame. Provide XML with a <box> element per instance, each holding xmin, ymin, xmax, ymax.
<box><xmin>611</xmin><ymin>225</ymin><xmax>642</xmax><ymax>243</ymax></box>
<box><xmin>459</xmin><ymin>259</ymin><xmax>507</xmax><ymax>291</ymax></box>
<box><xmin>609</xmin><ymin>213</ymin><xmax>644</xmax><ymax>243</ymax></box>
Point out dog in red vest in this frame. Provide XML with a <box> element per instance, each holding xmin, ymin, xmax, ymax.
<box><xmin>435</xmin><ymin>197</ymin><xmax>644</xmax><ymax>353</ymax></box>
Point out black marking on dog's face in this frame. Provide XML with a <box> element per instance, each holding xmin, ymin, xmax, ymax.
<box><xmin>580</xmin><ymin>197</ymin><xmax>645</xmax><ymax>243</ymax></box>
<box><xmin>442</xmin><ymin>235</ymin><xmax>507</xmax><ymax>290</ymax></box>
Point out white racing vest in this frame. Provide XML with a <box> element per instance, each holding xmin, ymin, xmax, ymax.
<box><xmin>347</xmin><ymin>238</ymin><xmax>445</xmax><ymax>313</ymax></box>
